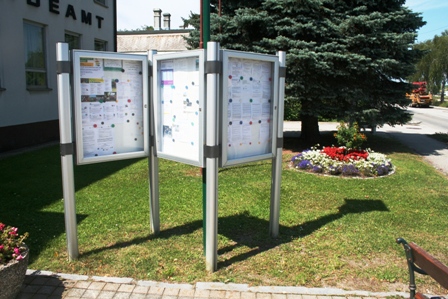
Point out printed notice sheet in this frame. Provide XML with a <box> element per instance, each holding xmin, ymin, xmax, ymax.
<box><xmin>157</xmin><ymin>57</ymin><xmax>201</xmax><ymax>163</ymax></box>
<box><xmin>225</xmin><ymin>57</ymin><xmax>273</xmax><ymax>161</ymax></box>
<box><xmin>78</xmin><ymin>57</ymin><xmax>144</xmax><ymax>158</ymax></box>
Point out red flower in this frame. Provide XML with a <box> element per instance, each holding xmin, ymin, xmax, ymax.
<box><xmin>8</xmin><ymin>227</ymin><xmax>18</xmax><ymax>236</ymax></box>
<box><xmin>321</xmin><ymin>147</ymin><xmax>368</xmax><ymax>161</ymax></box>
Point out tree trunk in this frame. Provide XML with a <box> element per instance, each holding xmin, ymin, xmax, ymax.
<box><xmin>441</xmin><ymin>80</ymin><xmax>446</xmax><ymax>103</ymax></box>
<box><xmin>300</xmin><ymin>114</ymin><xmax>320</xmax><ymax>142</ymax></box>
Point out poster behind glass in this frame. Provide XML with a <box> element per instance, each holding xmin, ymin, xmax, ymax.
<box><xmin>153</xmin><ymin>50</ymin><xmax>204</xmax><ymax>167</ymax></box>
<box><xmin>221</xmin><ymin>51</ymin><xmax>279</xmax><ymax>167</ymax></box>
<box><xmin>73</xmin><ymin>51</ymin><xmax>149</xmax><ymax>165</ymax></box>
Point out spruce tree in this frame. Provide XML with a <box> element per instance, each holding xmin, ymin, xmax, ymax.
<box><xmin>184</xmin><ymin>0</ymin><xmax>425</xmax><ymax>140</ymax></box>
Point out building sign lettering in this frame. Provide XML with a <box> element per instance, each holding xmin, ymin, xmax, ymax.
<box><xmin>26</xmin><ymin>0</ymin><xmax>105</xmax><ymax>29</ymax></box>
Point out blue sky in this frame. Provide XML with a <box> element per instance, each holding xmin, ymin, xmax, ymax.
<box><xmin>406</xmin><ymin>0</ymin><xmax>448</xmax><ymax>42</ymax></box>
<box><xmin>117</xmin><ymin>1</ymin><xmax>200</xmax><ymax>31</ymax></box>
<box><xmin>117</xmin><ymin>0</ymin><xmax>448</xmax><ymax>43</ymax></box>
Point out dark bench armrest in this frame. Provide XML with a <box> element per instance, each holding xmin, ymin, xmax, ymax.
<box><xmin>396</xmin><ymin>238</ymin><xmax>448</xmax><ymax>299</ymax></box>
<box><xmin>407</xmin><ymin>242</ymin><xmax>448</xmax><ymax>290</ymax></box>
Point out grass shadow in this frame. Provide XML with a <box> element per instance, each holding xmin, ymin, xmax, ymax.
<box><xmin>216</xmin><ymin>198</ymin><xmax>389</xmax><ymax>268</ymax></box>
<box><xmin>0</xmin><ymin>211</ymin><xmax>88</xmax><ymax>264</ymax></box>
<box><xmin>0</xmin><ymin>145</ymin><xmax>142</xmax><ymax>262</ymax></box>
<box><xmin>80</xmin><ymin>220</ymin><xmax>204</xmax><ymax>258</ymax></box>
<box><xmin>78</xmin><ymin>199</ymin><xmax>388</xmax><ymax>270</ymax></box>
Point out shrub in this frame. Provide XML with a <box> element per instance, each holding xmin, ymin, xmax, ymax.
<box><xmin>334</xmin><ymin>122</ymin><xmax>367</xmax><ymax>149</ymax></box>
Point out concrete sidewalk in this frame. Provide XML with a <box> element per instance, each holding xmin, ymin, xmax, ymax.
<box><xmin>18</xmin><ymin>269</ymin><xmax>408</xmax><ymax>299</ymax></box>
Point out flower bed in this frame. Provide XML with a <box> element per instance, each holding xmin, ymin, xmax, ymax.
<box><xmin>0</xmin><ymin>223</ymin><xmax>28</xmax><ymax>265</ymax></box>
<box><xmin>290</xmin><ymin>146</ymin><xmax>393</xmax><ymax>177</ymax></box>
<box><xmin>0</xmin><ymin>223</ymin><xmax>29</xmax><ymax>299</ymax></box>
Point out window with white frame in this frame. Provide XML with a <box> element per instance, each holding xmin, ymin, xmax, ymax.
<box><xmin>65</xmin><ymin>32</ymin><xmax>81</xmax><ymax>50</ymax></box>
<box><xmin>23</xmin><ymin>22</ymin><xmax>47</xmax><ymax>89</ymax></box>
<box><xmin>94</xmin><ymin>39</ymin><xmax>107</xmax><ymax>51</ymax></box>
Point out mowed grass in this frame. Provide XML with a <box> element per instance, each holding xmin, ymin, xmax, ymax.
<box><xmin>1</xmin><ymin>133</ymin><xmax>448</xmax><ymax>293</ymax></box>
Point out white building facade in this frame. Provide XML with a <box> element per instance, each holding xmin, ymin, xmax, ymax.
<box><xmin>0</xmin><ymin>0</ymin><xmax>117</xmax><ymax>152</ymax></box>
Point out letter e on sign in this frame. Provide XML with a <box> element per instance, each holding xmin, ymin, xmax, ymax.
<box><xmin>49</xmin><ymin>0</ymin><xmax>60</xmax><ymax>14</ymax></box>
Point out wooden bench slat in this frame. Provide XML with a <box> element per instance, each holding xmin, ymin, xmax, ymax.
<box><xmin>409</xmin><ymin>242</ymin><xmax>448</xmax><ymax>290</ymax></box>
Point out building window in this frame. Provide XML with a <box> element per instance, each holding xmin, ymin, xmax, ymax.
<box><xmin>94</xmin><ymin>39</ymin><xmax>107</xmax><ymax>51</ymax></box>
<box><xmin>65</xmin><ymin>33</ymin><xmax>81</xmax><ymax>50</ymax></box>
<box><xmin>94</xmin><ymin>0</ymin><xmax>107</xmax><ymax>6</ymax></box>
<box><xmin>23</xmin><ymin>22</ymin><xmax>47</xmax><ymax>89</ymax></box>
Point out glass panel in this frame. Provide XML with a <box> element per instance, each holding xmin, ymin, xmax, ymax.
<box><xmin>94</xmin><ymin>39</ymin><xmax>107</xmax><ymax>51</ymax></box>
<box><xmin>24</xmin><ymin>22</ymin><xmax>47</xmax><ymax>87</ymax></box>
<box><xmin>24</xmin><ymin>23</ymin><xmax>45</xmax><ymax>69</ymax></box>
<box><xmin>65</xmin><ymin>33</ymin><xmax>80</xmax><ymax>50</ymax></box>
<box><xmin>26</xmin><ymin>71</ymin><xmax>47</xmax><ymax>87</ymax></box>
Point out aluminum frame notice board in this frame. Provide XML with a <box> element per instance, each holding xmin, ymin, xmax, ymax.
<box><xmin>220</xmin><ymin>50</ymin><xmax>279</xmax><ymax>167</ymax></box>
<box><xmin>152</xmin><ymin>50</ymin><xmax>205</xmax><ymax>167</ymax></box>
<box><xmin>73</xmin><ymin>50</ymin><xmax>149</xmax><ymax>165</ymax></box>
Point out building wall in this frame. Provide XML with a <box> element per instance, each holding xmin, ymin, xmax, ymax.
<box><xmin>0</xmin><ymin>0</ymin><xmax>116</xmax><ymax>152</ymax></box>
<box><xmin>117</xmin><ymin>30</ymin><xmax>191</xmax><ymax>54</ymax></box>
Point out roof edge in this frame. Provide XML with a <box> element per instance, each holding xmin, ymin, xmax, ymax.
<box><xmin>117</xmin><ymin>29</ymin><xmax>192</xmax><ymax>35</ymax></box>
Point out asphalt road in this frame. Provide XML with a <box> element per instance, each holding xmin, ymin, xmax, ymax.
<box><xmin>381</xmin><ymin>107</ymin><xmax>448</xmax><ymax>175</ymax></box>
<box><xmin>407</xmin><ymin>106</ymin><xmax>448</xmax><ymax>134</ymax></box>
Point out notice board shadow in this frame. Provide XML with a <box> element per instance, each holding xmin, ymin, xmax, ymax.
<box><xmin>80</xmin><ymin>199</ymin><xmax>388</xmax><ymax>269</ymax></box>
<box><xmin>216</xmin><ymin>199</ymin><xmax>388</xmax><ymax>268</ymax></box>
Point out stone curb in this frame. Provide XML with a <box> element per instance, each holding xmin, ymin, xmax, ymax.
<box><xmin>196</xmin><ymin>282</ymin><xmax>249</xmax><ymax>292</ymax></box>
<box><xmin>91</xmin><ymin>275</ymin><xmax>134</xmax><ymax>284</ymax></box>
<box><xmin>137</xmin><ymin>280</ymin><xmax>194</xmax><ymax>290</ymax></box>
<box><xmin>25</xmin><ymin>269</ymin><xmax>409</xmax><ymax>298</ymax></box>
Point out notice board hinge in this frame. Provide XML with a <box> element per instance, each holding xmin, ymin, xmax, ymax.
<box><xmin>57</xmin><ymin>61</ymin><xmax>71</xmax><ymax>74</ymax></box>
<box><xmin>279</xmin><ymin>67</ymin><xmax>286</xmax><ymax>78</ymax></box>
<box><xmin>277</xmin><ymin>137</ymin><xmax>284</xmax><ymax>149</ymax></box>
<box><xmin>205</xmin><ymin>61</ymin><xmax>222</xmax><ymax>75</ymax></box>
<box><xmin>60</xmin><ymin>142</ymin><xmax>75</xmax><ymax>156</ymax></box>
<box><xmin>204</xmin><ymin>144</ymin><xmax>221</xmax><ymax>158</ymax></box>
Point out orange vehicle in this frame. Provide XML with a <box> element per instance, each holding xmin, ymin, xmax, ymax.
<box><xmin>406</xmin><ymin>81</ymin><xmax>432</xmax><ymax>107</ymax></box>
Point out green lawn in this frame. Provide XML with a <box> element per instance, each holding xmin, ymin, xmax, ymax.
<box><xmin>1</xmin><ymin>133</ymin><xmax>447</xmax><ymax>293</ymax></box>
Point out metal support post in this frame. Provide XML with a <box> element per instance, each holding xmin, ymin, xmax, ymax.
<box><xmin>56</xmin><ymin>42</ymin><xmax>79</xmax><ymax>260</ymax></box>
<box><xmin>148</xmin><ymin>50</ymin><xmax>160</xmax><ymax>235</ymax></box>
<box><xmin>205</xmin><ymin>41</ymin><xmax>220</xmax><ymax>272</ymax></box>
<box><xmin>201</xmin><ymin>0</ymin><xmax>211</xmax><ymax>254</ymax></box>
<box><xmin>270</xmin><ymin>51</ymin><xmax>286</xmax><ymax>238</ymax></box>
